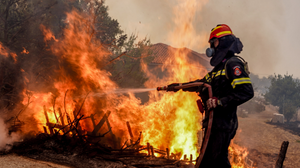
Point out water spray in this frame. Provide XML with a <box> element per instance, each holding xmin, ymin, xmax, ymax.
<box><xmin>90</xmin><ymin>88</ymin><xmax>157</xmax><ymax>97</ymax></box>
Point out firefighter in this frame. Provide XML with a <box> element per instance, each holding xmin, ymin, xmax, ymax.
<box><xmin>167</xmin><ymin>24</ymin><xmax>254</xmax><ymax>168</ymax></box>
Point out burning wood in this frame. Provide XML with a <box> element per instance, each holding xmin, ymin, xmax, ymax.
<box><xmin>2</xmin><ymin>101</ymin><xmax>196</xmax><ymax>168</ymax></box>
<box><xmin>91</xmin><ymin>111</ymin><xmax>111</xmax><ymax>136</ymax></box>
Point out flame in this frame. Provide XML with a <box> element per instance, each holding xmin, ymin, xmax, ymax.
<box><xmin>0</xmin><ymin>43</ymin><xmax>9</xmax><ymax>57</ymax></box>
<box><xmin>0</xmin><ymin>42</ymin><xmax>17</xmax><ymax>62</ymax></box>
<box><xmin>21</xmin><ymin>47</ymin><xmax>29</xmax><ymax>54</ymax></box>
<box><xmin>40</xmin><ymin>24</ymin><xmax>58</xmax><ymax>43</ymax></box>
<box><xmin>10</xmin><ymin>53</ymin><xmax>17</xmax><ymax>62</ymax></box>
<box><xmin>140</xmin><ymin>0</ymin><xmax>209</xmax><ymax>158</ymax></box>
<box><xmin>18</xmin><ymin>1</ymin><xmax>209</xmax><ymax>160</ymax></box>
<box><xmin>14</xmin><ymin>1</ymin><xmax>251</xmax><ymax>165</ymax></box>
<box><xmin>229</xmin><ymin>143</ymin><xmax>253</xmax><ymax>168</ymax></box>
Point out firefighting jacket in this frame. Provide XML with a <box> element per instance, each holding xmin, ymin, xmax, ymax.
<box><xmin>183</xmin><ymin>55</ymin><xmax>254</xmax><ymax>130</ymax></box>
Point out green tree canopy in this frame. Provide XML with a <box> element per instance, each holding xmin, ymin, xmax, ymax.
<box><xmin>264</xmin><ymin>74</ymin><xmax>300</xmax><ymax>122</ymax></box>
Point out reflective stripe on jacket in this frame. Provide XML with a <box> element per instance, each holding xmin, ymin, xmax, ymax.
<box><xmin>183</xmin><ymin>55</ymin><xmax>254</xmax><ymax>130</ymax></box>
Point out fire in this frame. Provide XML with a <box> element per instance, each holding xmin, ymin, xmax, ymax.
<box><xmin>19</xmin><ymin>0</ymin><xmax>208</xmax><ymax>160</ymax></box>
<box><xmin>164</xmin><ymin>0</ymin><xmax>209</xmax><ymax>158</ymax></box>
<box><xmin>229</xmin><ymin>143</ymin><xmax>253</xmax><ymax>168</ymax></box>
<box><xmin>11</xmin><ymin>1</ymin><xmax>252</xmax><ymax>166</ymax></box>
<box><xmin>40</xmin><ymin>24</ymin><xmax>58</xmax><ymax>44</ymax></box>
<box><xmin>21</xmin><ymin>47</ymin><xmax>29</xmax><ymax>54</ymax></box>
<box><xmin>0</xmin><ymin>42</ymin><xmax>17</xmax><ymax>63</ymax></box>
<box><xmin>0</xmin><ymin>42</ymin><xmax>9</xmax><ymax>57</ymax></box>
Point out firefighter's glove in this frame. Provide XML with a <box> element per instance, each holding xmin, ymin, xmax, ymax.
<box><xmin>167</xmin><ymin>83</ymin><xmax>180</xmax><ymax>92</ymax></box>
<box><xmin>206</xmin><ymin>97</ymin><xmax>222</xmax><ymax>110</ymax></box>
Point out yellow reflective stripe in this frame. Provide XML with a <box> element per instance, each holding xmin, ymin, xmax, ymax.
<box><xmin>205</xmin><ymin>69</ymin><xmax>226</xmax><ymax>82</ymax></box>
<box><xmin>216</xmin><ymin>31</ymin><xmax>232</xmax><ymax>36</ymax></box>
<box><xmin>211</xmin><ymin>26</ymin><xmax>223</xmax><ymax>32</ymax></box>
<box><xmin>211</xmin><ymin>72</ymin><xmax>216</xmax><ymax>78</ymax></box>
<box><xmin>214</xmin><ymin>69</ymin><xmax>225</xmax><ymax>78</ymax></box>
<box><xmin>231</xmin><ymin>77</ymin><xmax>252</xmax><ymax>89</ymax></box>
<box><xmin>205</xmin><ymin>74</ymin><xmax>211</xmax><ymax>82</ymax></box>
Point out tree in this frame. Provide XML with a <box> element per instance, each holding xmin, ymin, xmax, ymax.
<box><xmin>69</xmin><ymin>0</ymin><xmax>153</xmax><ymax>88</ymax></box>
<box><xmin>0</xmin><ymin>44</ymin><xmax>24</xmax><ymax>110</ymax></box>
<box><xmin>0</xmin><ymin>0</ymin><xmax>57</xmax><ymax>48</ymax></box>
<box><xmin>105</xmin><ymin>34</ymin><xmax>153</xmax><ymax>88</ymax></box>
<box><xmin>72</xmin><ymin>0</ymin><xmax>127</xmax><ymax>51</ymax></box>
<box><xmin>249</xmin><ymin>73</ymin><xmax>271</xmax><ymax>95</ymax></box>
<box><xmin>0</xmin><ymin>0</ymin><xmax>152</xmax><ymax>99</ymax></box>
<box><xmin>264</xmin><ymin>74</ymin><xmax>300</xmax><ymax>122</ymax></box>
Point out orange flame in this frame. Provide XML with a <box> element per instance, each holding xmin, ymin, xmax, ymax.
<box><xmin>21</xmin><ymin>47</ymin><xmax>29</xmax><ymax>54</ymax></box>
<box><xmin>229</xmin><ymin>143</ymin><xmax>253</xmax><ymax>168</ymax></box>
<box><xmin>40</xmin><ymin>24</ymin><xmax>58</xmax><ymax>44</ymax></box>
<box><xmin>18</xmin><ymin>2</ymin><xmax>250</xmax><ymax>165</ymax></box>
<box><xmin>20</xmin><ymin>1</ymin><xmax>208</xmax><ymax>160</ymax></box>
<box><xmin>0</xmin><ymin>42</ymin><xmax>17</xmax><ymax>62</ymax></box>
<box><xmin>141</xmin><ymin>0</ymin><xmax>209</xmax><ymax>158</ymax></box>
<box><xmin>0</xmin><ymin>43</ymin><xmax>9</xmax><ymax>57</ymax></box>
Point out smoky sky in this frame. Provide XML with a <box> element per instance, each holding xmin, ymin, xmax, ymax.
<box><xmin>106</xmin><ymin>0</ymin><xmax>300</xmax><ymax>78</ymax></box>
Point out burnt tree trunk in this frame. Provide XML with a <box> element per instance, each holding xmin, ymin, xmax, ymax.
<box><xmin>275</xmin><ymin>141</ymin><xmax>289</xmax><ymax>168</ymax></box>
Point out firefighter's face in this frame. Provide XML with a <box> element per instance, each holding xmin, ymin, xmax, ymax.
<box><xmin>213</xmin><ymin>39</ymin><xmax>219</xmax><ymax>48</ymax></box>
<box><xmin>210</xmin><ymin>38</ymin><xmax>219</xmax><ymax>48</ymax></box>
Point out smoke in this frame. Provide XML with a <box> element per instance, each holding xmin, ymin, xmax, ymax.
<box><xmin>106</xmin><ymin>0</ymin><xmax>287</xmax><ymax>77</ymax></box>
<box><xmin>196</xmin><ymin>0</ymin><xmax>284</xmax><ymax>77</ymax></box>
<box><xmin>0</xmin><ymin>117</ymin><xmax>20</xmax><ymax>151</ymax></box>
<box><xmin>106</xmin><ymin>0</ymin><xmax>176</xmax><ymax>43</ymax></box>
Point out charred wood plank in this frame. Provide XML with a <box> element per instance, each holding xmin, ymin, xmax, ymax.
<box><xmin>166</xmin><ymin>148</ymin><xmax>170</xmax><ymax>159</ymax></box>
<box><xmin>58</xmin><ymin>108</ymin><xmax>65</xmax><ymax>127</ymax></box>
<box><xmin>105</xmin><ymin>114</ymin><xmax>117</xmax><ymax>148</ymax></box>
<box><xmin>52</xmin><ymin>96</ymin><xmax>59</xmax><ymax>124</ymax></box>
<box><xmin>47</xmin><ymin>123</ymin><xmax>64</xmax><ymax>129</ymax></box>
<box><xmin>43</xmin><ymin>126</ymin><xmax>48</xmax><ymax>134</ymax></box>
<box><xmin>72</xmin><ymin>104</ymin><xmax>83</xmax><ymax>136</ymax></box>
<box><xmin>126</xmin><ymin>121</ymin><xmax>134</xmax><ymax>138</ymax></box>
<box><xmin>126</xmin><ymin>121</ymin><xmax>134</xmax><ymax>143</ymax></box>
<box><xmin>92</xmin><ymin>111</ymin><xmax>111</xmax><ymax>136</ymax></box>
<box><xmin>275</xmin><ymin>141</ymin><xmax>289</xmax><ymax>168</ymax></box>
<box><xmin>153</xmin><ymin>149</ymin><xmax>166</xmax><ymax>155</ymax></box>
<box><xmin>58</xmin><ymin>108</ymin><xmax>67</xmax><ymax>133</ymax></box>
<box><xmin>90</xmin><ymin>114</ymin><xmax>96</xmax><ymax>128</ymax></box>
<box><xmin>43</xmin><ymin>105</ymin><xmax>50</xmax><ymax>124</ymax></box>
<box><xmin>150</xmin><ymin>146</ymin><xmax>154</xmax><ymax>157</ymax></box>
<box><xmin>147</xmin><ymin>143</ymin><xmax>150</xmax><ymax>156</ymax></box>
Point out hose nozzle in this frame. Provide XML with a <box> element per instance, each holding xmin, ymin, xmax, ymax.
<box><xmin>157</xmin><ymin>86</ymin><xmax>167</xmax><ymax>91</ymax></box>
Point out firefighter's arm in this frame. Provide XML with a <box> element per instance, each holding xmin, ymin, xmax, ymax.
<box><xmin>181</xmin><ymin>72</ymin><xmax>211</xmax><ymax>92</ymax></box>
<box><xmin>219</xmin><ymin>60</ymin><xmax>254</xmax><ymax>108</ymax></box>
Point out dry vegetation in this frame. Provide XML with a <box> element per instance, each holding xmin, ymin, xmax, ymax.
<box><xmin>234</xmin><ymin>105</ymin><xmax>300</xmax><ymax>168</ymax></box>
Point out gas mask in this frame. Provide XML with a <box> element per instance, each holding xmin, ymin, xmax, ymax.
<box><xmin>206</xmin><ymin>38</ymin><xmax>218</xmax><ymax>57</ymax></box>
<box><xmin>206</xmin><ymin>48</ymin><xmax>215</xmax><ymax>57</ymax></box>
<box><xmin>206</xmin><ymin>35</ymin><xmax>243</xmax><ymax>66</ymax></box>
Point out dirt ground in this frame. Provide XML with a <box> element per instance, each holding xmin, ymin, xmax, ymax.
<box><xmin>0</xmin><ymin>154</ymin><xmax>70</xmax><ymax>168</ymax></box>
<box><xmin>234</xmin><ymin>105</ymin><xmax>300</xmax><ymax>168</ymax></box>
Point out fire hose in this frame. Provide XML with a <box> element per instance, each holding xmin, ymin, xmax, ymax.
<box><xmin>157</xmin><ymin>82</ymin><xmax>213</xmax><ymax>168</ymax></box>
